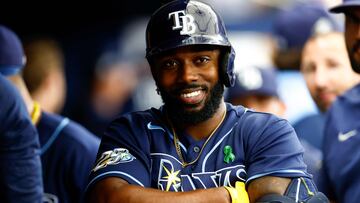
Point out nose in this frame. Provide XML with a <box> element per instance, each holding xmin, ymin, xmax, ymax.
<box><xmin>178</xmin><ymin>61</ymin><xmax>199</xmax><ymax>83</ymax></box>
<box><xmin>314</xmin><ymin>66</ymin><xmax>327</xmax><ymax>89</ymax></box>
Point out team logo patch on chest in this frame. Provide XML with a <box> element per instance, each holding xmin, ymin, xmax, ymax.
<box><xmin>92</xmin><ymin>148</ymin><xmax>135</xmax><ymax>172</ymax></box>
<box><xmin>154</xmin><ymin>157</ymin><xmax>247</xmax><ymax>191</ymax></box>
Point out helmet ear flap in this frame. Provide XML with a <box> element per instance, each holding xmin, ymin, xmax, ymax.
<box><xmin>146</xmin><ymin>56</ymin><xmax>160</xmax><ymax>85</ymax></box>
<box><xmin>220</xmin><ymin>46</ymin><xmax>236</xmax><ymax>87</ymax></box>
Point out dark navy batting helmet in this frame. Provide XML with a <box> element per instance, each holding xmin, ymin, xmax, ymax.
<box><xmin>145</xmin><ymin>0</ymin><xmax>236</xmax><ymax>87</ymax></box>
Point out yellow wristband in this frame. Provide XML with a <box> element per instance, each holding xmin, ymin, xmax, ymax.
<box><xmin>31</xmin><ymin>101</ymin><xmax>41</xmax><ymax>125</ymax></box>
<box><xmin>225</xmin><ymin>186</ymin><xmax>239</xmax><ymax>203</ymax></box>
<box><xmin>224</xmin><ymin>182</ymin><xmax>249</xmax><ymax>203</ymax></box>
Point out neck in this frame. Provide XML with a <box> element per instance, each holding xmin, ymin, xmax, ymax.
<box><xmin>174</xmin><ymin>100</ymin><xmax>226</xmax><ymax>141</ymax></box>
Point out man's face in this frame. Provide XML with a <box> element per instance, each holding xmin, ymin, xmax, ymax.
<box><xmin>301</xmin><ymin>33</ymin><xmax>360</xmax><ymax>112</ymax></box>
<box><xmin>345</xmin><ymin>9</ymin><xmax>360</xmax><ymax>73</ymax></box>
<box><xmin>152</xmin><ymin>46</ymin><xmax>224</xmax><ymax>124</ymax></box>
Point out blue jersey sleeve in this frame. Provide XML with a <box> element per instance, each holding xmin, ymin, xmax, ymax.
<box><xmin>87</xmin><ymin>112</ymin><xmax>153</xmax><ymax>190</ymax></box>
<box><xmin>242</xmin><ymin>112</ymin><xmax>309</xmax><ymax>182</ymax></box>
<box><xmin>0</xmin><ymin>75</ymin><xmax>43</xmax><ymax>202</ymax></box>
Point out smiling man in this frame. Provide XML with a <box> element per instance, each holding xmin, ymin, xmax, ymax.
<box><xmin>86</xmin><ymin>1</ymin><xmax>328</xmax><ymax>203</ymax></box>
<box><xmin>153</xmin><ymin>46</ymin><xmax>224</xmax><ymax>130</ymax></box>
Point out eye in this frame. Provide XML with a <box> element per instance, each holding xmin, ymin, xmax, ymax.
<box><xmin>161</xmin><ymin>60</ymin><xmax>179</xmax><ymax>70</ymax></box>
<box><xmin>301</xmin><ymin>63</ymin><xmax>315</xmax><ymax>74</ymax></box>
<box><xmin>194</xmin><ymin>56</ymin><xmax>210</xmax><ymax>65</ymax></box>
<box><xmin>327</xmin><ymin>59</ymin><xmax>340</xmax><ymax>70</ymax></box>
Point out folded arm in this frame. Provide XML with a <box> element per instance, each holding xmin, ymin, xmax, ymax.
<box><xmin>88</xmin><ymin>176</ymin><xmax>291</xmax><ymax>203</ymax></box>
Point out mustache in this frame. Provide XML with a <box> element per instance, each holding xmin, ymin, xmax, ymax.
<box><xmin>351</xmin><ymin>40</ymin><xmax>360</xmax><ymax>54</ymax></box>
<box><xmin>170</xmin><ymin>83</ymin><xmax>207</xmax><ymax>94</ymax></box>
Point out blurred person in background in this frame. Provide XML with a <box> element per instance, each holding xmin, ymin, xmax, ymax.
<box><xmin>0</xmin><ymin>74</ymin><xmax>44</xmax><ymax>203</ymax></box>
<box><xmin>0</xmin><ymin>26</ymin><xmax>100</xmax><ymax>203</ymax></box>
<box><xmin>226</xmin><ymin>66</ymin><xmax>323</xmax><ymax>184</ymax></box>
<box><xmin>22</xmin><ymin>38</ymin><xmax>66</xmax><ymax>114</ymax></box>
<box><xmin>226</xmin><ymin>67</ymin><xmax>286</xmax><ymax>116</ymax></box>
<box><xmin>301</xmin><ymin>30</ymin><xmax>360</xmax><ymax>144</ymax></box>
<box><xmin>319</xmin><ymin>1</ymin><xmax>360</xmax><ymax>202</ymax></box>
<box><xmin>82</xmin><ymin>51</ymin><xmax>138</xmax><ymax>137</ymax></box>
<box><xmin>272</xmin><ymin>3</ymin><xmax>339</xmax><ymax>71</ymax></box>
<box><xmin>79</xmin><ymin>18</ymin><xmax>162</xmax><ymax>137</ymax></box>
<box><xmin>0</xmin><ymin>26</ymin><xmax>43</xmax><ymax>202</ymax></box>
<box><xmin>272</xmin><ymin>2</ymin><xmax>340</xmax><ymax>150</ymax></box>
<box><xmin>117</xmin><ymin>17</ymin><xmax>162</xmax><ymax>111</ymax></box>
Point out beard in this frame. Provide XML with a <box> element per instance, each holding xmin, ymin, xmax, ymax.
<box><xmin>158</xmin><ymin>82</ymin><xmax>224</xmax><ymax>125</ymax></box>
<box><xmin>349</xmin><ymin>40</ymin><xmax>360</xmax><ymax>74</ymax></box>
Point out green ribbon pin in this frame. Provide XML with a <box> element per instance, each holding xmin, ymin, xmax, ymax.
<box><xmin>223</xmin><ymin>145</ymin><xmax>235</xmax><ymax>164</ymax></box>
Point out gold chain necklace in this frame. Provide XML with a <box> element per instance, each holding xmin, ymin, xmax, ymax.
<box><xmin>169</xmin><ymin>110</ymin><xmax>226</xmax><ymax>168</ymax></box>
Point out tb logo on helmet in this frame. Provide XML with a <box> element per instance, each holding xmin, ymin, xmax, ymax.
<box><xmin>169</xmin><ymin>10</ymin><xmax>196</xmax><ymax>35</ymax></box>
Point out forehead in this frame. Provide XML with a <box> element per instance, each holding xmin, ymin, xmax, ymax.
<box><xmin>309</xmin><ymin>32</ymin><xmax>345</xmax><ymax>46</ymax></box>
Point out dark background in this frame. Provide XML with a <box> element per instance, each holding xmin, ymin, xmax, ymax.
<box><xmin>0</xmin><ymin>0</ymin><xmax>295</xmax><ymax>121</ymax></box>
<box><xmin>0</xmin><ymin>1</ymin><xmax>163</xmax><ymax>38</ymax></box>
<box><xmin>0</xmin><ymin>0</ymin><xmax>166</xmax><ymax>117</ymax></box>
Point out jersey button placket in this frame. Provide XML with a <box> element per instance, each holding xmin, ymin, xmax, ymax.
<box><xmin>193</xmin><ymin>146</ymin><xmax>200</xmax><ymax>153</ymax></box>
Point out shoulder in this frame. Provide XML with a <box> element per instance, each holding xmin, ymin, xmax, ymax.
<box><xmin>99</xmin><ymin>108</ymin><xmax>165</xmax><ymax>157</ymax></box>
<box><xmin>293</xmin><ymin>114</ymin><xmax>325</xmax><ymax>136</ymax></box>
<box><xmin>326</xmin><ymin>84</ymin><xmax>360</xmax><ymax>129</ymax></box>
<box><xmin>342</xmin><ymin>83</ymin><xmax>360</xmax><ymax>101</ymax></box>
<box><xmin>107</xmin><ymin>108</ymin><xmax>163</xmax><ymax>133</ymax></box>
<box><xmin>40</xmin><ymin>112</ymin><xmax>100</xmax><ymax>151</ymax></box>
<box><xmin>333</xmin><ymin>83</ymin><xmax>360</xmax><ymax>110</ymax></box>
<box><xmin>0</xmin><ymin>75</ymin><xmax>36</xmax><ymax>137</ymax></box>
<box><xmin>293</xmin><ymin>114</ymin><xmax>325</xmax><ymax>128</ymax></box>
<box><xmin>0</xmin><ymin>74</ymin><xmax>19</xmax><ymax>101</ymax></box>
<box><xmin>227</xmin><ymin>103</ymin><xmax>289</xmax><ymax>130</ymax></box>
<box><xmin>226</xmin><ymin>103</ymin><xmax>295</xmax><ymax>144</ymax></box>
<box><xmin>0</xmin><ymin>75</ymin><xmax>27</xmax><ymax>122</ymax></box>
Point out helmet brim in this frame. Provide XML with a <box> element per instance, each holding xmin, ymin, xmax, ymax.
<box><xmin>330</xmin><ymin>3</ymin><xmax>360</xmax><ymax>13</ymax></box>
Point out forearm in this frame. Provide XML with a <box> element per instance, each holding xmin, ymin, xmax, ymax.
<box><xmin>108</xmin><ymin>185</ymin><xmax>229</xmax><ymax>203</ymax></box>
<box><xmin>89</xmin><ymin>178</ymin><xmax>230</xmax><ymax>203</ymax></box>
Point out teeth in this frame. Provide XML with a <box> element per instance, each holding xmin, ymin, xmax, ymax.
<box><xmin>182</xmin><ymin>90</ymin><xmax>201</xmax><ymax>98</ymax></box>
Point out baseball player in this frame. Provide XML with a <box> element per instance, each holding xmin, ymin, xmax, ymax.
<box><xmin>0</xmin><ymin>25</ymin><xmax>100</xmax><ymax>203</ymax></box>
<box><xmin>86</xmin><ymin>1</ymin><xmax>328</xmax><ymax>202</ymax></box>
<box><xmin>0</xmin><ymin>75</ymin><xmax>43</xmax><ymax>202</ymax></box>
<box><xmin>320</xmin><ymin>1</ymin><xmax>360</xmax><ymax>202</ymax></box>
<box><xmin>272</xmin><ymin>3</ymin><xmax>340</xmax><ymax>151</ymax></box>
